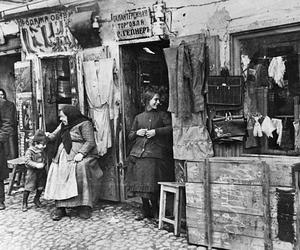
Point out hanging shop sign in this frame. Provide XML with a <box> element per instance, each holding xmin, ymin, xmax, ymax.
<box><xmin>17</xmin><ymin>11</ymin><xmax>79</xmax><ymax>54</ymax></box>
<box><xmin>111</xmin><ymin>8</ymin><xmax>152</xmax><ymax>41</ymax></box>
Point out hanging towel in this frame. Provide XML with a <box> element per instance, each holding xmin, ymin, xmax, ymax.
<box><xmin>253</xmin><ymin>116</ymin><xmax>263</xmax><ymax>137</ymax></box>
<box><xmin>271</xmin><ymin>118</ymin><xmax>283</xmax><ymax>146</ymax></box>
<box><xmin>268</xmin><ymin>56</ymin><xmax>286</xmax><ymax>88</ymax></box>
<box><xmin>261</xmin><ymin>116</ymin><xmax>276</xmax><ymax>138</ymax></box>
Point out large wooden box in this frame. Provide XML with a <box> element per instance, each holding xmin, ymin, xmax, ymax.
<box><xmin>185</xmin><ymin>155</ymin><xmax>300</xmax><ymax>250</ymax></box>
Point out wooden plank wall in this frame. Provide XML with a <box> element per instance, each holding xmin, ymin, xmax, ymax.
<box><xmin>185</xmin><ymin>156</ymin><xmax>299</xmax><ymax>250</ymax></box>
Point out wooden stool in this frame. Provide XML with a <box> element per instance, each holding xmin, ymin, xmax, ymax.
<box><xmin>158</xmin><ymin>182</ymin><xmax>185</xmax><ymax>236</ymax></box>
<box><xmin>7</xmin><ymin>157</ymin><xmax>26</xmax><ymax>195</ymax></box>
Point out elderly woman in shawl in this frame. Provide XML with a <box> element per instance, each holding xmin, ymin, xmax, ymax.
<box><xmin>44</xmin><ymin>105</ymin><xmax>103</xmax><ymax>221</ymax></box>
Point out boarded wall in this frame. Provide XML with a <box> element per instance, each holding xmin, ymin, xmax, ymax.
<box><xmin>186</xmin><ymin>156</ymin><xmax>299</xmax><ymax>249</ymax></box>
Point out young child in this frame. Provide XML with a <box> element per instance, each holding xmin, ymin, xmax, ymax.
<box><xmin>22</xmin><ymin>129</ymin><xmax>47</xmax><ymax>212</ymax></box>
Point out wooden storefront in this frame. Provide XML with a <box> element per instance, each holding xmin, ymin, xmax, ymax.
<box><xmin>97</xmin><ymin>0</ymin><xmax>300</xmax><ymax>249</ymax></box>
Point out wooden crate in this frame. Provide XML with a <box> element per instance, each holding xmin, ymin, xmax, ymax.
<box><xmin>185</xmin><ymin>156</ymin><xmax>300</xmax><ymax>250</ymax></box>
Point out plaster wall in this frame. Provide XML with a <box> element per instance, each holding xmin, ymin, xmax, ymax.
<box><xmin>98</xmin><ymin>0</ymin><xmax>300</xmax><ymax>69</ymax></box>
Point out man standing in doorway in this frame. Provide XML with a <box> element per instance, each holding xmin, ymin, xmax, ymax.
<box><xmin>0</xmin><ymin>97</ymin><xmax>13</xmax><ymax>209</ymax></box>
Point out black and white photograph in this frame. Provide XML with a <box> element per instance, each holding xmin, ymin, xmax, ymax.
<box><xmin>0</xmin><ymin>0</ymin><xmax>299</xmax><ymax>249</ymax></box>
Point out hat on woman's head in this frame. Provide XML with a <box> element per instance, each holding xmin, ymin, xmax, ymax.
<box><xmin>32</xmin><ymin>129</ymin><xmax>47</xmax><ymax>143</ymax></box>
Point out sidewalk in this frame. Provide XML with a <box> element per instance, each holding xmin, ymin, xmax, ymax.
<box><xmin>0</xmin><ymin>190</ymin><xmax>200</xmax><ymax>250</ymax></box>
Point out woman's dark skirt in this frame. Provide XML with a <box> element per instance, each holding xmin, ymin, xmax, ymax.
<box><xmin>125</xmin><ymin>156</ymin><xmax>174</xmax><ymax>199</ymax></box>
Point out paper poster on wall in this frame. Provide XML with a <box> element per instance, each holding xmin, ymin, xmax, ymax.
<box><xmin>17</xmin><ymin>11</ymin><xmax>79</xmax><ymax>54</ymax></box>
<box><xmin>14</xmin><ymin>61</ymin><xmax>32</xmax><ymax>93</ymax></box>
<box><xmin>16</xmin><ymin>92</ymin><xmax>34</xmax><ymax>156</ymax></box>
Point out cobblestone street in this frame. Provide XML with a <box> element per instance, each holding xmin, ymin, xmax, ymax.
<box><xmin>0</xmin><ymin>190</ymin><xmax>198</xmax><ymax>250</ymax></box>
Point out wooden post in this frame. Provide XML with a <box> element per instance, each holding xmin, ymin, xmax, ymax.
<box><xmin>204</xmin><ymin>158</ymin><xmax>212</xmax><ymax>250</ymax></box>
<box><xmin>262</xmin><ymin>161</ymin><xmax>273</xmax><ymax>250</ymax></box>
<box><xmin>295</xmin><ymin>169</ymin><xmax>300</xmax><ymax>250</ymax></box>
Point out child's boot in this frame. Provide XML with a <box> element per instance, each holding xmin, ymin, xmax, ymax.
<box><xmin>22</xmin><ymin>191</ymin><xmax>30</xmax><ymax>212</ymax></box>
<box><xmin>34</xmin><ymin>189</ymin><xmax>43</xmax><ymax>208</ymax></box>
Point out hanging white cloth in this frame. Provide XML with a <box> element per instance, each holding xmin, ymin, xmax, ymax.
<box><xmin>83</xmin><ymin>59</ymin><xmax>114</xmax><ymax>156</ymax></box>
<box><xmin>268</xmin><ymin>56</ymin><xmax>286</xmax><ymax>88</ymax></box>
<box><xmin>253</xmin><ymin>115</ymin><xmax>263</xmax><ymax>137</ymax></box>
<box><xmin>271</xmin><ymin>118</ymin><xmax>283</xmax><ymax>146</ymax></box>
<box><xmin>261</xmin><ymin>116</ymin><xmax>276</xmax><ymax>138</ymax></box>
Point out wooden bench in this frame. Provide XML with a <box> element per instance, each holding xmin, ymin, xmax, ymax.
<box><xmin>158</xmin><ymin>182</ymin><xmax>185</xmax><ymax>236</ymax></box>
<box><xmin>7</xmin><ymin>157</ymin><xmax>26</xmax><ymax>195</ymax></box>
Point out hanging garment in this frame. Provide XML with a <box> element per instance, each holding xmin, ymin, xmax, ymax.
<box><xmin>286</xmin><ymin>54</ymin><xmax>300</xmax><ymax>96</ymax></box>
<box><xmin>261</xmin><ymin>116</ymin><xmax>276</xmax><ymax>138</ymax></box>
<box><xmin>271</xmin><ymin>118</ymin><xmax>283</xmax><ymax>146</ymax></box>
<box><xmin>293</xmin><ymin>120</ymin><xmax>300</xmax><ymax>149</ymax></box>
<box><xmin>164</xmin><ymin>47</ymin><xmax>178</xmax><ymax>116</ymax></box>
<box><xmin>92</xmin><ymin>105</ymin><xmax>112</xmax><ymax>156</ymax></box>
<box><xmin>268</xmin><ymin>56</ymin><xmax>286</xmax><ymax>88</ymax></box>
<box><xmin>172</xmin><ymin>112</ymin><xmax>214</xmax><ymax>161</ymax></box>
<box><xmin>280</xmin><ymin>118</ymin><xmax>294</xmax><ymax>150</ymax></box>
<box><xmin>97</xmin><ymin>59</ymin><xmax>114</xmax><ymax>117</ymax></box>
<box><xmin>245</xmin><ymin>117</ymin><xmax>258</xmax><ymax>148</ymax></box>
<box><xmin>253</xmin><ymin>116</ymin><xmax>263</xmax><ymax>137</ymax></box>
<box><xmin>163</xmin><ymin>40</ymin><xmax>206</xmax><ymax>119</ymax></box>
<box><xmin>83</xmin><ymin>60</ymin><xmax>114</xmax><ymax>156</ymax></box>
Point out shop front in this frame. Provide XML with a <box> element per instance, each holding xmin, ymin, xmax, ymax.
<box><xmin>98</xmin><ymin>0</ymin><xmax>300</xmax><ymax>249</ymax></box>
<box><xmin>4</xmin><ymin>0</ymin><xmax>300</xmax><ymax>248</ymax></box>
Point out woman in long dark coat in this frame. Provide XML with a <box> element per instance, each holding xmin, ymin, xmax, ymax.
<box><xmin>0</xmin><ymin>98</ymin><xmax>13</xmax><ymax>210</ymax></box>
<box><xmin>44</xmin><ymin>105</ymin><xmax>103</xmax><ymax>220</ymax></box>
<box><xmin>126</xmin><ymin>87</ymin><xmax>174</xmax><ymax>220</ymax></box>
<box><xmin>0</xmin><ymin>89</ymin><xmax>18</xmax><ymax>160</ymax></box>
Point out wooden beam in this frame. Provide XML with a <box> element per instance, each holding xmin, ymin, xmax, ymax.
<box><xmin>262</xmin><ymin>161</ymin><xmax>273</xmax><ymax>250</ymax></box>
<box><xmin>204</xmin><ymin>158</ymin><xmax>212</xmax><ymax>250</ymax></box>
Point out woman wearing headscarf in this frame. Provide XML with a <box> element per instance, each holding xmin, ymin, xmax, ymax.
<box><xmin>126</xmin><ymin>87</ymin><xmax>174</xmax><ymax>220</ymax></box>
<box><xmin>44</xmin><ymin>105</ymin><xmax>103</xmax><ymax>220</ymax></box>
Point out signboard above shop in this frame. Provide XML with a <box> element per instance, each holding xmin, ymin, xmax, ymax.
<box><xmin>112</xmin><ymin>8</ymin><xmax>152</xmax><ymax>41</ymax></box>
<box><xmin>17</xmin><ymin>11</ymin><xmax>79</xmax><ymax>55</ymax></box>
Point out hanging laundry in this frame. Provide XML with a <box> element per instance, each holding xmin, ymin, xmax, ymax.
<box><xmin>83</xmin><ymin>59</ymin><xmax>114</xmax><ymax>156</ymax></box>
<box><xmin>261</xmin><ymin>116</ymin><xmax>276</xmax><ymax>138</ymax></box>
<box><xmin>163</xmin><ymin>40</ymin><xmax>206</xmax><ymax>119</ymax></box>
<box><xmin>271</xmin><ymin>118</ymin><xmax>283</xmax><ymax>146</ymax></box>
<box><xmin>245</xmin><ymin>117</ymin><xmax>258</xmax><ymax>148</ymax></box>
<box><xmin>97</xmin><ymin>59</ymin><xmax>115</xmax><ymax>118</ymax></box>
<box><xmin>253</xmin><ymin>115</ymin><xmax>263</xmax><ymax>137</ymax></box>
<box><xmin>293</xmin><ymin>120</ymin><xmax>300</xmax><ymax>149</ymax></box>
<box><xmin>268</xmin><ymin>56</ymin><xmax>286</xmax><ymax>88</ymax></box>
<box><xmin>280</xmin><ymin>118</ymin><xmax>294</xmax><ymax>150</ymax></box>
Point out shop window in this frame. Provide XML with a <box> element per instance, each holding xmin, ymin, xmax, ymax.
<box><xmin>240</xmin><ymin>32</ymin><xmax>300</xmax><ymax>155</ymax></box>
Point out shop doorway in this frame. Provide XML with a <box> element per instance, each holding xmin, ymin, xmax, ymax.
<box><xmin>120</xmin><ymin>40</ymin><xmax>171</xmax><ymax>199</ymax></box>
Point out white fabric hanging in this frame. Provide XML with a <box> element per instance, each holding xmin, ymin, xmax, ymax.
<box><xmin>268</xmin><ymin>56</ymin><xmax>286</xmax><ymax>88</ymax></box>
<box><xmin>83</xmin><ymin>59</ymin><xmax>114</xmax><ymax>156</ymax></box>
<box><xmin>261</xmin><ymin>116</ymin><xmax>276</xmax><ymax>138</ymax></box>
